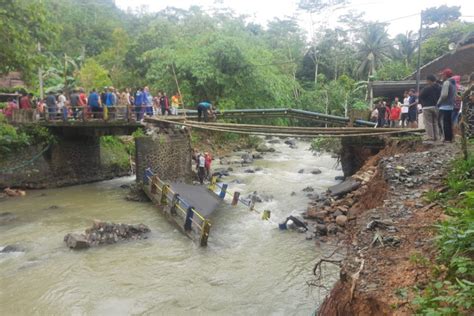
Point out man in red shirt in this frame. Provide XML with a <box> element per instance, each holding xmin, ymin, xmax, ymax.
<box><xmin>19</xmin><ymin>92</ymin><xmax>32</xmax><ymax>109</ymax></box>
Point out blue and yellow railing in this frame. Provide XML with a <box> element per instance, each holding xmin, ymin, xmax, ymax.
<box><xmin>208</xmin><ymin>176</ymin><xmax>272</xmax><ymax>221</ymax></box>
<box><xmin>143</xmin><ymin>168</ymin><xmax>211</xmax><ymax>246</ymax></box>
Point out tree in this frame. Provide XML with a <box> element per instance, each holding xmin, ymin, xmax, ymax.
<box><xmin>393</xmin><ymin>31</ymin><xmax>418</xmax><ymax>67</ymax></box>
<box><xmin>356</xmin><ymin>23</ymin><xmax>392</xmax><ymax>80</ymax></box>
<box><xmin>0</xmin><ymin>0</ymin><xmax>56</xmax><ymax>77</ymax></box>
<box><xmin>298</xmin><ymin>0</ymin><xmax>347</xmax><ymax>13</ymax></box>
<box><xmin>420</xmin><ymin>21</ymin><xmax>474</xmax><ymax>64</ymax></box>
<box><xmin>78</xmin><ymin>59</ymin><xmax>112</xmax><ymax>92</ymax></box>
<box><xmin>422</xmin><ymin>5</ymin><xmax>461</xmax><ymax>29</ymax></box>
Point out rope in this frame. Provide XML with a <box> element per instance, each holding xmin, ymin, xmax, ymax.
<box><xmin>0</xmin><ymin>143</ymin><xmax>51</xmax><ymax>174</ymax></box>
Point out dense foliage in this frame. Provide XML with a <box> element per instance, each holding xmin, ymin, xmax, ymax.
<box><xmin>2</xmin><ymin>1</ymin><xmax>472</xmax><ymax>116</ymax></box>
<box><xmin>0</xmin><ymin>114</ymin><xmax>53</xmax><ymax>155</ymax></box>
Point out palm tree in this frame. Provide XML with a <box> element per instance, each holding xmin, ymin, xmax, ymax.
<box><xmin>356</xmin><ymin>23</ymin><xmax>392</xmax><ymax>105</ymax></box>
<box><xmin>394</xmin><ymin>31</ymin><xmax>417</xmax><ymax>67</ymax></box>
<box><xmin>356</xmin><ymin>23</ymin><xmax>391</xmax><ymax>78</ymax></box>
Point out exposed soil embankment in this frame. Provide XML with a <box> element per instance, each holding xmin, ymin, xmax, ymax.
<box><xmin>308</xmin><ymin>139</ymin><xmax>459</xmax><ymax>315</ymax></box>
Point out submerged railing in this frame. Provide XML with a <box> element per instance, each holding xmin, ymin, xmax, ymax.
<box><xmin>142</xmin><ymin>168</ymin><xmax>211</xmax><ymax>246</ymax></box>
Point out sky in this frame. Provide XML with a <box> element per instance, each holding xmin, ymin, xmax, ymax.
<box><xmin>116</xmin><ymin>0</ymin><xmax>474</xmax><ymax>38</ymax></box>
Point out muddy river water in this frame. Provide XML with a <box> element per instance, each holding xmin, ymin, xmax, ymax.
<box><xmin>1</xmin><ymin>139</ymin><xmax>341</xmax><ymax>315</ymax></box>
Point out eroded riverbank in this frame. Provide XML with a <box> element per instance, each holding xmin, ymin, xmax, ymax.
<box><xmin>312</xmin><ymin>140</ymin><xmax>461</xmax><ymax>315</ymax></box>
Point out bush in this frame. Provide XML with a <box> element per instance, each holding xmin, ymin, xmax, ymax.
<box><xmin>0</xmin><ymin>114</ymin><xmax>52</xmax><ymax>155</ymax></box>
<box><xmin>413</xmin><ymin>155</ymin><xmax>474</xmax><ymax>315</ymax></box>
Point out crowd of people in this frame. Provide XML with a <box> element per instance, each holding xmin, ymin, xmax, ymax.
<box><xmin>2</xmin><ymin>86</ymin><xmax>184</xmax><ymax>121</ymax></box>
<box><xmin>371</xmin><ymin>68</ymin><xmax>474</xmax><ymax>143</ymax></box>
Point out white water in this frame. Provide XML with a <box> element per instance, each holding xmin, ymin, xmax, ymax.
<box><xmin>0</xmin><ymin>139</ymin><xmax>341</xmax><ymax>315</ymax></box>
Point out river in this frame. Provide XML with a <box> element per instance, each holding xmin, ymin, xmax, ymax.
<box><xmin>1</xmin><ymin>139</ymin><xmax>341</xmax><ymax>315</ymax></box>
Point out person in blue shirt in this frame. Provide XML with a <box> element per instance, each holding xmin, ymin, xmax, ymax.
<box><xmin>197</xmin><ymin>100</ymin><xmax>212</xmax><ymax>122</ymax></box>
<box><xmin>87</xmin><ymin>88</ymin><xmax>101</xmax><ymax>118</ymax></box>
<box><xmin>134</xmin><ymin>88</ymin><xmax>144</xmax><ymax>121</ymax></box>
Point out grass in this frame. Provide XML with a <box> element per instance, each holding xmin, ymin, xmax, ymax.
<box><xmin>412</xmin><ymin>149</ymin><xmax>474</xmax><ymax>315</ymax></box>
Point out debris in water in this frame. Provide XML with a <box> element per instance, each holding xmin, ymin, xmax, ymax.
<box><xmin>64</xmin><ymin>220</ymin><xmax>151</xmax><ymax>250</ymax></box>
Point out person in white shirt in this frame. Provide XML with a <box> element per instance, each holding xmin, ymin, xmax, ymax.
<box><xmin>57</xmin><ymin>91</ymin><xmax>67</xmax><ymax>118</ymax></box>
<box><xmin>197</xmin><ymin>153</ymin><xmax>206</xmax><ymax>184</ymax></box>
<box><xmin>401</xmin><ymin>90</ymin><xmax>410</xmax><ymax>128</ymax></box>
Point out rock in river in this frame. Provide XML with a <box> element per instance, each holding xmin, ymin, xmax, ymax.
<box><xmin>241</xmin><ymin>153</ymin><xmax>253</xmax><ymax>164</ymax></box>
<box><xmin>327</xmin><ymin>179</ymin><xmax>360</xmax><ymax>197</ymax></box>
<box><xmin>64</xmin><ymin>221</ymin><xmax>151</xmax><ymax>250</ymax></box>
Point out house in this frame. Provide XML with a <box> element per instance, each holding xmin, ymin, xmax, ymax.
<box><xmin>0</xmin><ymin>72</ymin><xmax>25</xmax><ymax>89</ymax></box>
<box><xmin>371</xmin><ymin>35</ymin><xmax>474</xmax><ymax>101</ymax></box>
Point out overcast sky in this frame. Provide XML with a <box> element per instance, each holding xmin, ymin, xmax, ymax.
<box><xmin>116</xmin><ymin>0</ymin><xmax>473</xmax><ymax>38</ymax></box>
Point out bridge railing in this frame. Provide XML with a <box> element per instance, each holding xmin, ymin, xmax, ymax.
<box><xmin>9</xmin><ymin>106</ymin><xmax>144</xmax><ymax>124</ymax></box>
<box><xmin>142</xmin><ymin>168</ymin><xmax>211</xmax><ymax>246</ymax></box>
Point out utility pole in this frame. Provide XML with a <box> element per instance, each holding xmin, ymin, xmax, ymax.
<box><xmin>38</xmin><ymin>42</ymin><xmax>44</xmax><ymax>100</ymax></box>
<box><xmin>415</xmin><ymin>12</ymin><xmax>423</xmax><ymax>96</ymax></box>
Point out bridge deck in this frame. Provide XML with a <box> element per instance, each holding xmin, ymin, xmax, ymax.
<box><xmin>169</xmin><ymin>182</ymin><xmax>222</xmax><ymax>218</ymax></box>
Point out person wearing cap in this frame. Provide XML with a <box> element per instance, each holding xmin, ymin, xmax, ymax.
<box><xmin>461</xmin><ymin>73</ymin><xmax>474</xmax><ymax>156</ymax></box>
<box><xmin>437</xmin><ymin>68</ymin><xmax>457</xmax><ymax>142</ymax></box>
<box><xmin>419</xmin><ymin>74</ymin><xmax>441</xmax><ymax>141</ymax></box>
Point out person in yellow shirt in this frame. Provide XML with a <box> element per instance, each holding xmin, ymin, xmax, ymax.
<box><xmin>171</xmin><ymin>92</ymin><xmax>181</xmax><ymax>115</ymax></box>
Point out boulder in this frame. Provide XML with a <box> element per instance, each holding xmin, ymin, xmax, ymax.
<box><xmin>241</xmin><ymin>153</ymin><xmax>253</xmax><ymax>164</ymax></box>
<box><xmin>335</xmin><ymin>176</ymin><xmax>345</xmax><ymax>181</ymax></box>
<box><xmin>244</xmin><ymin>169</ymin><xmax>255</xmax><ymax>173</ymax></box>
<box><xmin>252</xmin><ymin>153</ymin><xmax>263</xmax><ymax>159</ymax></box>
<box><xmin>256</xmin><ymin>144</ymin><xmax>273</xmax><ymax>153</ymax></box>
<box><xmin>268</xmin><ymin>139</ymin><xmax>280</xmax><ymax>144</ymax></box>
<box><xmin>302</xmin><ymin>186</ymin><xmax>314</xmax><ymax>192</ymax></box>
<box><xmin>64</xmin><ymin>233</ymin><xmax>90</xmax><ymax>250</ymax></box>
<box><xmin>298</xmin><ymin>169</ymin><xmax>305</xmax><ymax>174</ymax></box>
<box><xmin>212</xmin><ymin>169</ymin><xmax>230</xmax><ymax>178</ymax></box>
<box><xmin>306</xmin><ymin>209</ymin><xmax>328</xmax><ymax>221</ymax></box>
<box><xmin>284</xmin><ymin>139</ymin><xmax>297</xmax><ymax>146</ymax></box>
<box><xmin>335</xmin><ymin>215</ymin><xmax>348</xmax><ymax>227</ymax></box>
<box><xmin>315</xmin><ymin>224</ymin><xmax>328</xmax><ymax>236</ymax></box>
<box><xmin>327</xmin><ymin>223</ymin><xmax>339</xmax><ymax>234</ymax></box>
<box><xmin>311</xmin><ymin>169</ymin><xmax>322</xmax><ymax>175</ymax></box>
<box><xmin>327</xmin><ymin>179</ymin><xmax>361</xmax><ymax>197</ymax></box>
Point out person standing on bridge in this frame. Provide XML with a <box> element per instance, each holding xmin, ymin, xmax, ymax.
<box><xmin>171</xmin><ymin>92</ymin><xmax>181</xmax><ymax>115</ymax></box>
<box><xmin>45</xmin><ymin>91</ymin><xmax>57</xmax><ymax>120</ymax></box>
<box><xmin>134</xmin><ymin>88</ymin><xmax>144</xmax><ymax>121</ymax></box>
<box><xmin>19</xmin><ymin>92</ymin><xmax>32</xmax><ymax>110</ymax></box>
<box><xmin>197</xmin><ymin>100</ymin><xmax>212</xmax><ymax>122</ymax></box>
<box><xmin>159</xmin><ymin>91</ymin><xmax>171</xmax><ymax>116</ymax></box>
<box><xmin>143</xmin><ymin>86</ymin><xmax>153</xmax><ymax>117</ymax></box>
<box><xmin>88</xmin><ymin>89</ymin><xmax>101</xmax><ymax>118</ymax></box>
<box><xmin>70</xmin><ymin>89</ymin><xmax>81</xmax><ymax>119</ymax></box>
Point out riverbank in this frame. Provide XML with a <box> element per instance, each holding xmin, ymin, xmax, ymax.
<box><xmin>310</xmin><ymin>139</ymin><xmax>472</xmax><ymax>315</ymax></box>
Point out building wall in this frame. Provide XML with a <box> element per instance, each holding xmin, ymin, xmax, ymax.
<box><xmin>135</xmin><ymin>129</ymin><xmax>192</xmax><ymax>183</ymax></box>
